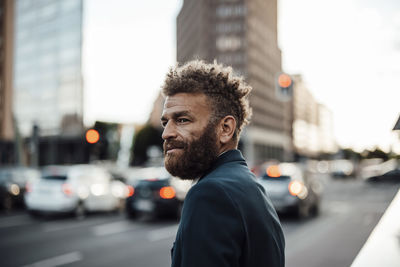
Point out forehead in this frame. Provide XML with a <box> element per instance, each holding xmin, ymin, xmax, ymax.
<box><xmin>162</xmin><ymin>93</ymin><xmax>210</xmax><ymax>116</ymax></box>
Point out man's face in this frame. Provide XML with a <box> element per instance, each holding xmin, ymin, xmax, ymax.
<box><xmin>161</xmin><ymin>93</ymin><xmax>220</xmax><ymax>180</ymax></box>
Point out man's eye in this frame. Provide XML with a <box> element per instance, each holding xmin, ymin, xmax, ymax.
<box><xmin>177</xmin><ymin>118</ymin><xmax>189</xmax><ymax>123</ymax></box>
<box><xmin>161</xmin><ymin>121</ymin><xmax>167</xmax><ymax>127</ymax></box>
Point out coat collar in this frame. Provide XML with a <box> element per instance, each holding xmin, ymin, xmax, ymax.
<box><xmin>199</xmin><ymin>149</ymin><xmax>247</xmax><ymax>181</ymax></box>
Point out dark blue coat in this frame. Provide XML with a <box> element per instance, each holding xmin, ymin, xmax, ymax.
<box><xmin>171</xmin><ymin>149</ymin><xmax>285</xmax><ymax>267</ymax></box>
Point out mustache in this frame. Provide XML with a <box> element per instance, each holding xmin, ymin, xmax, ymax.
<box><xmin>163</xmin><ymin>140</ymin><xmax>186</xmax><ymax>153</ymax></box>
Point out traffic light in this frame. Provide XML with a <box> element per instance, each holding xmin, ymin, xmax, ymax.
<box><xmin>85</xmin><ymin>129</ymin><xmax>100</xmax><ymax>144</ymax></box>
<box><xmin>276</xmin><ymin>73</ymin><xmax>293</xmax><ymax>101</ymax></box>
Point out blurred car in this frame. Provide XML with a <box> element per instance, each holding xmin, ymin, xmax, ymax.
<box><xmin>361</xmin><ymin>159</ymin><xmax>399</xmax><ymax>182</ymax></box>
<box><xmin>0</xmin><ymin>167</ymin><xmax>40</xmax><ymax>210</ymax></box>
<box><xmin>376</xmin><ymin>168</ymin><xmax>400</xmax><ymax>182</ymax></box>
<box><xmin>125</xmin><ymin>167</ymin><xmax>192</xmax><ymax>219</ymax></box>
<box><xmin>257</xmin><ymin>163</ymin><xmax>322</xmax><ymax>218</ymax></box>
<box><xmin>330</xmin><ymin>159</ymin><xmax>355</xmax><ymax>178</ymax></box>
<box><xmin>25</xmin><ymin>165</ymin><xmax>124</xmax><ymax>217</ymax></box>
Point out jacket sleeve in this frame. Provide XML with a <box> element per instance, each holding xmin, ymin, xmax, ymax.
<box><xmin>175</xmin><ymin>180</ymin><xmax>244</xmax><ymax>267</ymax></box>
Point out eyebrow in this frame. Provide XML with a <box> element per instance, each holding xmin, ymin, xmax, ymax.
<box><xmin>161</xmin><ymin>111</ymin><xmax>193</xmax><ymax>121</ymax></box>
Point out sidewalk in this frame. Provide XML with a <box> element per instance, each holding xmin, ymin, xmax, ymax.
<box><xmin>351</xmin><ymin>188</ymin><xmax>400</xmax><ymax>267</ymax></box>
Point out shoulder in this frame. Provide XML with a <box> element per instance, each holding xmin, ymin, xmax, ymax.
<box><xmin>180</xmin><ymin>177</ymin><xmax>244</xmax><ymax>236</ymax></box>
<box><xmin>185</xmin><ymin>178</ymin><xmax>233</xmax><ymax>206</ymax></box>
<box><xmin>182</xmin><ymin>177</ymin><xmax>242</xmax><ymax>222</ymax></box>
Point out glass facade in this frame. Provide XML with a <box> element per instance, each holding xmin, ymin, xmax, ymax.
<box><xmin>13</xmin><ymin>0</ymin><xmax>83</xmax><ymax>136</ymax></box>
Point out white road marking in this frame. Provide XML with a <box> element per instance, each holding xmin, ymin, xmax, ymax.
<box><xmin>22</xmin><ymin>251</ymin><xmax>83</xmax><ymax>267</ymax></box>
<box><xmin>148</xmin><ymin>224</ymin><xmax>178</xmax><ymax>242</ymax></box>
<box><xmin>92</xmin><ymin>220</ymin><xmax>139</xmax><ymax>236</ymax></box>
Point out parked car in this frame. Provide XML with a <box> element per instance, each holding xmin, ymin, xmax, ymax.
<box><xmin>25</xmin><ymin>165</ymin><xmax>123</xmax><ymax>217</ymax></box>
<box><xmin>0</xmin><ymin>167</ymin><xmax>40</xmax><ymax>210</ymax></box>
<box><xmin>257</xmin><ymin>163</ymin><xmax>322</xmax><ymax>218</ymax></box>
<box><xmin>125</xmin><ymin>167</ymin><xmax>192</xmax><ymax>219</ymax></box>
<box><xmin>361</xmin><ymin>159</ymin><xmax>399</xmax><ymax>182</ymax></box>
<box><xmin>330</xmin><ymin>159</ymin><xmax>355</xmax><ymax>178</ymax></box>
<box><xmin>371</xmin><ymin>168</ymin><xmax>400</xmax><ymax>182</ymax></box>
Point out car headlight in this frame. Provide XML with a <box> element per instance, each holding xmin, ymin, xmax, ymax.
<box><xmin>288</xmin><ymin>181</ymin><xmax>308</xmax><ymax>200</ymax></box>
<box><xmin>9</xmin><ymin>184</ymin><xmax>20</xmax><ymax>196</ymax></box>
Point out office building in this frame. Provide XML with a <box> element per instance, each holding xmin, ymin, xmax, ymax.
<box><xmin>13</xmin><ymin>0</ymin><xmax>83</xmax><ymax>138</ymax></box>
<box><xmin>177</xmin><ymin>0</ymin><xmax>292</xmax><ymax>165</ymax></box>
<box><xmin>0</xmin><ymin>0</ymin><xmax>14</xmax><ymax>164</ymax></box>
<box><xmin>291</xmin><ymin>75</ymin><xmax>337</xmax><ymax>157</ymax></box>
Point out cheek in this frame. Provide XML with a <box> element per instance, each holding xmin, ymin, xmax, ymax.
<box><xmin>178</xmin><ymin>127</ymin><xmax>202</xmax><ymax>141</ymax></box>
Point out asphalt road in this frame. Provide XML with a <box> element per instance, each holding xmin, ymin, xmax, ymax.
<box><xmin>0</xmin><ymin>176</ymin><xmax>399</xmax><ymax>267</ymax></box>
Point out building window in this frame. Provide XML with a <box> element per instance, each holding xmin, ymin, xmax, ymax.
<box><xmin>61</xmin><ymin>0</ymin><xmax>80</xmax><ymax>11</ymax></box>
<box><xmin>216</xmin><ymin>22</ymin><xmax>243</xmax><ymax>33</ymax></box>
<box><xmin>39</xmin><ymin>3</ymin><xmax>57</xmax><ymax>20</ymax></box>
<box><xmin>16</xmin><ymin>9</ymin><xmax>35</xmax><ymax>26</ymax></box>
<box><xmin>216</xmin><ymin>4</ymin><xmax>246</xmax><ymax>18</ymax></box>
<box><xmin>216</xmin><ymin>35</ymin><xmax>242</xmax><ymax>52</ymax></box>
<box><xmin>17</xmin><ymin>0</ymin><xmax>32</xmax><ymax>11</ymax></box>
<box><xmin>217</xmin><ymin>53</ymin><xmax>244</xmax><ymax>65</ymax></box>
<box><xmin>59</xmin><ymin>48</ymin><xmax>79</xmax><ymax>64</ymax></box>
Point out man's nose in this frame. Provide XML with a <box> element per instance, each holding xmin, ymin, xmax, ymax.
<box><xmin>162</xmin><ymin>121</ymin><xmax>177</xmax><ymax>140</ymax></box>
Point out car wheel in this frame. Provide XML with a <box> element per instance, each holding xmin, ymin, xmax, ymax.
<box><xmin>310</xmin><ymin>203</ymin><xmax>320</xmax><ymax>217</ymax></box>
<box><xmin>75</xmin><ymin>202</ymin><xmax>86</xmax><ymax>219</ymax></box>
<box><xmin>3</xmin><ymin>195</ymin><xmax>13</xmax><ymax>211</ymax></box>
<box><xmin>28</xmin><ymin>210</ymin><xmax>41</xmax><ymax>218</ymax></box>
<box><xmin>116</xmin><ymin>199</ymin><xmax>125</xmax><ymax>214</ymax></box>
<box><xmin>126</xmin><ymin>208</ymin><xmax>138</xmax><ymax>219</ymax></box>
<box><xmin>295</xmin><ymin>204</ymin><xmax>310</xmax><ymax>219</ymax></box>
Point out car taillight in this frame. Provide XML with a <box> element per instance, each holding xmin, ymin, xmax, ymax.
<box><xmin>62</xmin><ymin>183</ymin><xmax>73</xmax><ymax>196</ymax></box>
<box><xmin>26</xmin><ymin>182</ymin><xmax>32</xmax><ymax>193</ymax></box>
<box><xmin>126</xmin><ymin>185</ymin><xmax>135</xmax><ymax>197</ymax></box>
<box><xmin>160</xmin><ymin>186</ymin><xmax>176</xmax><ymax>199</ymax></box>
<box><xmin>288</xmin><ymin>180</ymin><xmax>303</xmax><ymax>196</ymax></box>
<box><xmin>266</xmin><ymin>165</ymin><xmax>281</xmax><ymax>177</ymax></box>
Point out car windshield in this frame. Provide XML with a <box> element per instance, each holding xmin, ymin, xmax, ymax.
<box><xmin>42</xmin><ymin>175</ymin><xmax>67</xmax><ymax>181</ymax></box>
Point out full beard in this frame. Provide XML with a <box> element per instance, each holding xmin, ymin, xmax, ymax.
<box><xmin>163</xmin><ymin>122</ymin><xmax>220</xmax><ymax>180</ymax></box>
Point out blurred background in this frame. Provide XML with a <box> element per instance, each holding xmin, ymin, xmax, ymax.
<box><xmin>0</xmin><ymin>0</ymin><xmax>399</xmax><ymax>266</ymax></box>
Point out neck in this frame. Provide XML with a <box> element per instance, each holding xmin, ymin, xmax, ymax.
<box><xmin>218</xmin><ymin>143</ymin><xmax>236</xmax><ymax>155</ymax></box>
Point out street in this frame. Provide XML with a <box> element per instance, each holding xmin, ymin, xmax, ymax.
<box><xmin>1</xmin><ymin>177</ymin><xmax>399</xmax><ymax>267</ymax></box>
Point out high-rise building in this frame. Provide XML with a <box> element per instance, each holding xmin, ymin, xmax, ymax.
<box><xmin>291</xmin><ymin>75</ymin><xmax>337</xmax><ymax>157</ymax></box>
<box><xmin>177</xmin><ymin>0</ymin><xmax>292</xmax><ymax>165</ymax></box>
<box><xmin>13</xmin><ymin>0</ymin><xmax>83</xmax><ymax>137</ymax></box>
<box><xmin>0</xmin><ymin>0</ymin><xmax>15</xmax><ymax>163</ymax></box>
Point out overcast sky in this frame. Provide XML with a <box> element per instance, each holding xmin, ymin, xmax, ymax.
<box><xmin>83</xmin><ymin>0</ymin><xmax>400</xmax><ymax>153</ymax></box>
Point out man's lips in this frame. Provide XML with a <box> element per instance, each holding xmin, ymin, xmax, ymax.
<box><xmin>165</xmin><ymin>145</ymin><xmax>184</xmax><ymax>154</ymax></box>
<box><xmin>166</xmin><ymin>148</ymin><xmax>183</xmax><ymax>153</ymax></box>
<box><xmin>164</xmin><ymin>140</ymin><xmax>185</xmax><ymax>154</ymax></box>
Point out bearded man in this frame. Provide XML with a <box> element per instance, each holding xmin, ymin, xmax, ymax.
<box><xmin>161</xmin><ymin>60</ymin><xmax>285</xmax><ymax>267</ymax></box>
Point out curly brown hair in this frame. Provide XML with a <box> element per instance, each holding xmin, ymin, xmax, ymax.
<box><xmin>162</xmin><ymin>60</ymin><xmax>252</xmax><ymax>143</ymax></box>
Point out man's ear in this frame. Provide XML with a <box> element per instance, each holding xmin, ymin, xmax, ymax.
<box><xmin>218</xmin><ymin>115</ymin><xmax>236</xmax><ymax>144</ymax></box>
